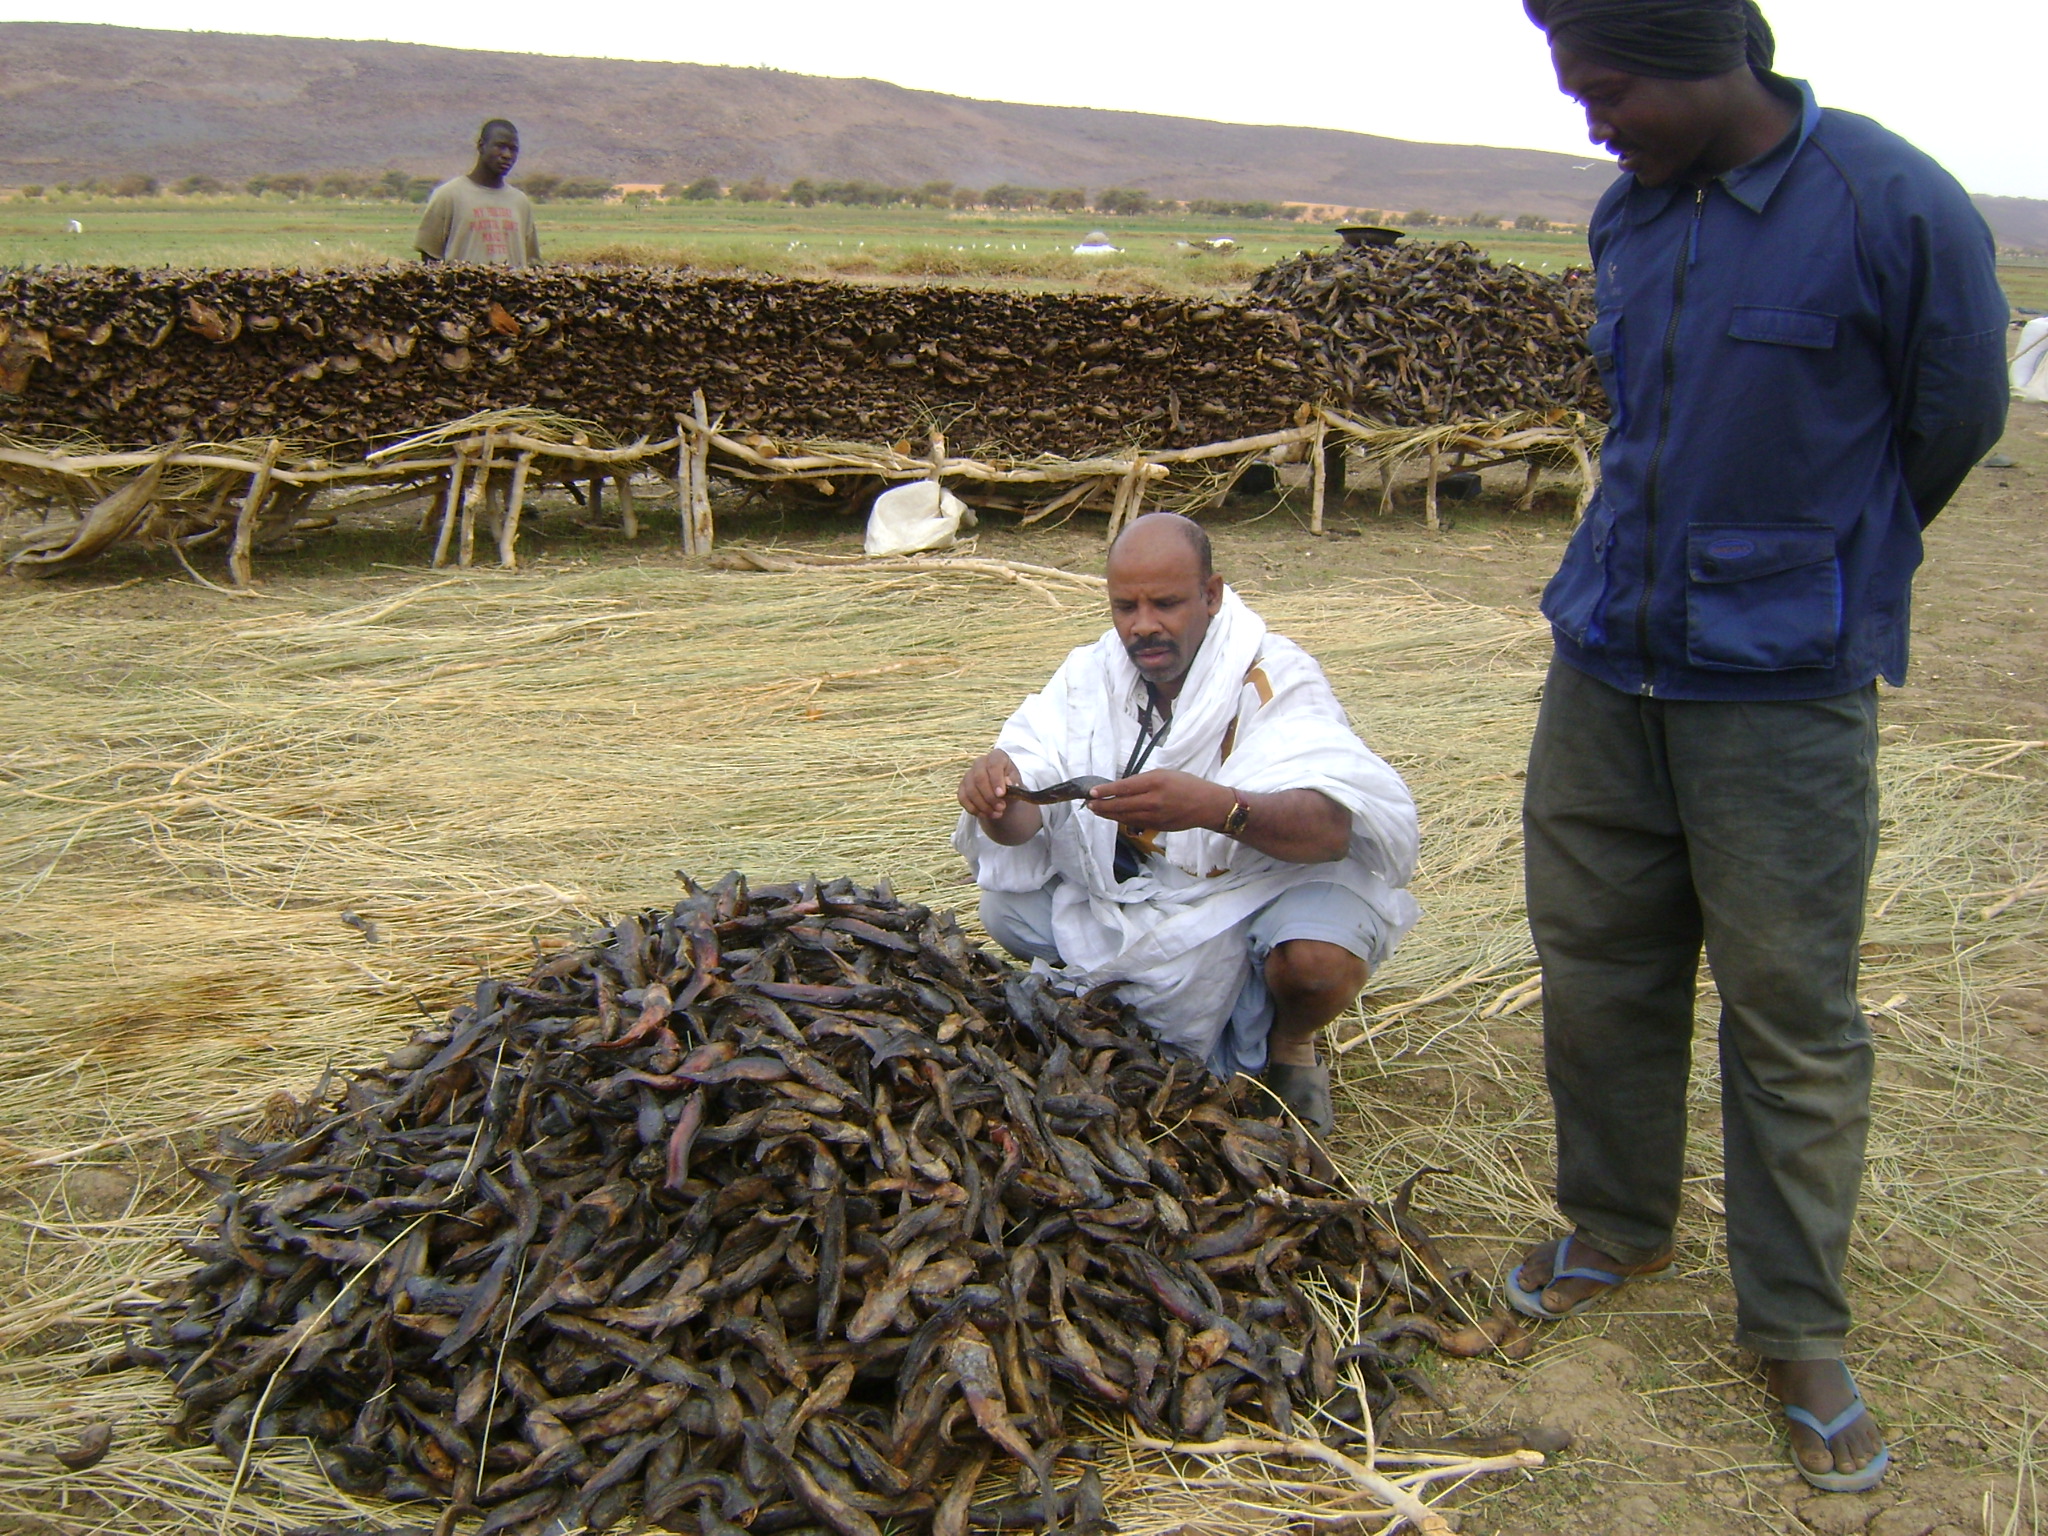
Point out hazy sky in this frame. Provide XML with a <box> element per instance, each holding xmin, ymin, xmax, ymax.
<box><xmin>10</xmin><ymin>0</ymin><xmax>2044</xmax><ymax>198</ymax></box>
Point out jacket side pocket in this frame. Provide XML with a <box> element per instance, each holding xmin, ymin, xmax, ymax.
<box><xmin>1685</xmin><ymin>524</ymin><xmax>1841</xmax><ymax>672</ymax></box>
<box><xmin>1540</xmin><ymin>496</ymin><xmax>1617</xmax><ymax>650</ymax></box>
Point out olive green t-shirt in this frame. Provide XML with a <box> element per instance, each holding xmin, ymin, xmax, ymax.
<box><xmin>413</xmin><ymin>177</ymin><xmax>541</xmax><ymax>266</ymax></box>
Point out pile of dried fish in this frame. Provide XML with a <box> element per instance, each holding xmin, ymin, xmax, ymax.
<box><xmin>1249</xmin><ymin>241</ymin><xmax>1602</xmax><ymax>424</ymax></box>
<box><xmin>0</xmin><ymin>268</ymin><xmax>1301</xmax><ymax>457</ymax></box>
<box><xmin>127</xmin><ymin>873</ymin><xmax>1511</xmax><ymax>1535</ymax></box>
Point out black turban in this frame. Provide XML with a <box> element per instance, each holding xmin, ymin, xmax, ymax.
<box><xmin>1525</xmin><ymin>0</ymin><xmax>1776</xmax><ymax>79</ymax></box>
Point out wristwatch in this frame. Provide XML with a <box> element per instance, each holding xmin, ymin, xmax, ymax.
<box><xmin>1220</xmin><ymin>794</ymin><xmax>1252</xmax><ymax>838</ymax></box>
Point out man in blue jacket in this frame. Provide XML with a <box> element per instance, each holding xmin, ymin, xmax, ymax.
<box><xmin>1506</xmin><ymin>0</ymin><xmax>2009</xmax><ymax>1494</ymax></box>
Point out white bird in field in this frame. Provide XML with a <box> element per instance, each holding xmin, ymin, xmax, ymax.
<box><xmin>65</xmin><ymin>219</ymin><xmax>82</xmax><ymax>233</ymax></box>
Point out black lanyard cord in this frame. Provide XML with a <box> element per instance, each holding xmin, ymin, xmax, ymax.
<box><xmin>1121</xmin><ymin>685</ymin><xmax>1172</xmax><ymax>780</ymax></box>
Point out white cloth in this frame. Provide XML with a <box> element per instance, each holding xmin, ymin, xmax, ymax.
<box><xmin>952</xmin><ymin>587</ymin><xmax>1419</xmax><ymax>1061</ymax></box>
<box><xmin>2013</xmin><ymin>317</ymin><xmax>2048</xmax><ymax>403</ymax></box>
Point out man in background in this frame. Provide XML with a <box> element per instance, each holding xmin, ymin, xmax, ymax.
<box><xmin>413</xmin><ymin>119</ymin><xmax>541</xmax><ymax>267</ymax></box>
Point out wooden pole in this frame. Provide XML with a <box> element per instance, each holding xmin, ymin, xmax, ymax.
<box><xmin>498</xmin><ymin>450</ymin><xmax>535</xmax><ymax>569</ymax></box>
<box><xmin>675</xmin><ymin>414</ymin><xmax>695</xmax><ymax>554</ymax></box>
<box><xmin>1424</xmin><ymin>446</ymin><xmax>1442</xmax><ymax>532</ymax></box>
<box><xmin>431</xmin><ymin>447</ymin><xmax>469</xmax><ymax>568</ymax></box>
<box><xmin>227</xmin><ymin>441</ymin><xmax>280</xmax><ymax>590</ymax></box>
<box><xmin>1308</xmin><ymin>417</ymin><xmax>1329</xmax><ymax>536</ymax></box>
<box><xmin>458</xmin><ymin>430</ymin><xmax>497</xmax><ymax>569</ymax></box>
<box><xmin>616</xmin><ymin>467</ymin><xmax>638</xmax><ymax>540</ymax></box>
<box><xmin>689</xmin><ymin>390</ymin><xmax>715</xmax><ymax>553</ymax></box>
<box><xmin>1516</xmin><ymin>457</ymin><xmax>1541</xmax><ymax>514</ymax></box>
<box><xmin>1377</xmin><ymin>455</ymin><xmax>1396</xmax><ymax>517</ymax></box>
<box><xmin>927</xmin><ymin>430</ymin><xmax>946</xmax><ymax>482</ymax></box>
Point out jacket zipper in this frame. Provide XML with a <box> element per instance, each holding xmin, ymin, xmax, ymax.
<box><xmin>1632</xmin><ymin>185</ymin><xmax>1707</xmax><ymax>695</ymax></box>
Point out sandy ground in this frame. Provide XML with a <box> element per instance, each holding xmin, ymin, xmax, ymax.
<box><xmin>3</xmin><ymin>398</ymin><xmax>2044</xmax><ymax>1535</ymax></box>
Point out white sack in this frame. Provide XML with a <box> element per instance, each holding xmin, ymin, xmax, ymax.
<box><xmin>2013</xmin><ymin>317</ymin><xmax>2048</xmax><ymax>403</ymax></box>
<box><xmin>864</xmin><ymin>481</ymin><xmax>971</xmax><ymax>557</ymax></box>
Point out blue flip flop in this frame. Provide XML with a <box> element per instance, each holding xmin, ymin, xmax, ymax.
<box><xmin>1784</xmin><ymin>1364</ymin><xmax>1891</xmax><ymax>1494</ymax></box>
<box><xmin>1504</xmin><ymin>1235</ymin><xmax>1671</xmax><ymax>1321</ymax></box>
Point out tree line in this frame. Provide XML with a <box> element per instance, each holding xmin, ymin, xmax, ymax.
<box><xmin>8</xmin><ymin>176</ymin><xmax>1580</xmax><ymax>232</ymax></box>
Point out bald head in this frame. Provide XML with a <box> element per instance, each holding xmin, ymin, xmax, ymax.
<box><xmin>1108</xmin><ymin>512</ymin><xmax>1213</xmax><ymax>581</ymax></box>
<box><xmin>1105</xmin><ymin>514</ymin><xmax>1224</xmax><ymax>699</ymax></box>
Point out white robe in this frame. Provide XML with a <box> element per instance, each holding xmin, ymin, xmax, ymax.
<box><xmin>953</xmin><ymin>587</ymin><xmax>1419</xmax><ymax>1061</ymax></box>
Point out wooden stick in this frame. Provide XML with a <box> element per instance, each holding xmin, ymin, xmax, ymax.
<box><xmin>689</xmin><ymin>390</ymin><xmax>715</xmax><ymax>553</ymax></box>
<box><xmin>498</xmin><ymin>450</ymin><xmax>535</xmax><ymax>569</ymax></box>
<box><xmin>1378</xmin><ymin>456</ymin><xmax>1397</xmax><ymax>518</ymax></box>
<box><xmin>1014</xmin><ymin>479</ymin><xmax>1096</xmax><ymax>528</ymax></box>
<box><xmin>226</xmin><ymin>441</ymin><xmax>280</xmax><ymax>590</ymax></box>
<box><xmin>1126</xmin><ymin>1435</ymin><xmax>1482</xmax><ymax>1536</ymax></box>
<box><xmin>457</xmin><ymin>431</ymin><xmax>497</xmax><ymax>568</ymax></box>
<box><xmin>1424</xmin><ymin>447</ymin><xmax>1441</xmax><ymax>532</ymax></box>
<box><xmin>927</xmin><ymin>430</ymin><xmax>946</xmax><ymax>482</ymax></box>
<box><xmin>1516</xmin><ymin>457</ymin><xmax>1541</xmax><ymax>514</ymax></box>
<box><xmin>1309</xmin><ymin>416</ymin><xmax>1329</xmax><ymax>536</ymax></box>
<box><xmin>430</xmin><ymin>448</ymin><xmax>469</xmax><ymax>568</ymax></box>
<box><xmin>1103</xmin><ymin>469</ymin><xmax>1134</xmax><ymax>544</ymax></box>
<box><xmin>616</xmin><ymin>467</ymin><xmax>638</xmax><ymax>540</ymax></box>
<box><xmin>1567</xmin><ymin>434</ymin><xmax>1599</xmax><ymax>522</ymax></box>
<box><xmin>1149</xmin><ymin>423</ymin><xmax>1318</xmax><ymax>464</ymax></box>
<box><xmin>588</xmin><ymin>473</ymin><xmax>604</xmax><ymax>522</ymax></box>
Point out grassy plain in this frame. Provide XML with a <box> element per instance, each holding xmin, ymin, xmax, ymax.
<box><xmin>0</xmin><ymin>194</ymin><xmax>1595</xmax><ymax>288</ymax></box>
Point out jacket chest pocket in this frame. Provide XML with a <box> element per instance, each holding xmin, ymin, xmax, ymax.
<box><xmin>1686</xmin><ymin>525</ymin><xmax>1840</xmax><ymax>672</ymax></box>
<box><xmin>1727</xmin><ymin>306</ymin><xmax>1838</xmax><ymax>349</ymax></box>
<box><xmin>1586</xmin><ymin>314</ymin><xmax>1625</xmax><ymax>431</ymax></box>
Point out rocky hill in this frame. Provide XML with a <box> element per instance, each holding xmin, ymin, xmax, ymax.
<box><xmin>3</xmin><ymin>22</ymin><xmax>2041</xmax><ymax>249</ymax></box>
<box><xmin>0</xmin><ymin>22</ymin><xmax>1629</xmax><ymax>222</ymax></box>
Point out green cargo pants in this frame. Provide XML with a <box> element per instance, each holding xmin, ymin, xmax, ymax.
<box><xmin>1523</xmin><ymin>657</ymin><xmax>1879</xmax><ymax>1359</ymax></box>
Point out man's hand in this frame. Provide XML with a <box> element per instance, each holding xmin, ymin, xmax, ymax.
<box><xmin>958</xmin><ymin>748</ymin><xmax>1044</xmax><ymax>846</ymax></box>
<box><xmin>1084</xmin><ymin>770</ymin><xmax>1234</xmax><ymax>834</ymax></box>
<box><xmin>1089</xmin><ymin>773</ymin><xmax>1353</xmax><ymax>864</ymax></box>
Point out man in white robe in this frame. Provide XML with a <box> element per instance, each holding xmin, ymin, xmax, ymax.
<box><xmin>953</xmin><ymin>514</ymin><xmax>1418</xmax><ymax>1132</ymax></box>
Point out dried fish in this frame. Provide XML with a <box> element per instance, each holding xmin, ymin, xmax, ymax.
<box><xmin>147</xmin><ymin>872</ymin><xmax>1506</xmax><ymax>1529</ymax></box>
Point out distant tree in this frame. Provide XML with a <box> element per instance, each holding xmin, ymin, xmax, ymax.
<box><xmin>729</xmin><ymin>177</ymin><xmax>780</xmax><ymax>203</ymax></box>
<box><xmin>1401</xmin><ymin>208</ymin><xmax>1439</xmax><ymax>227</ymax></box>
<box><xmin>405</xmin><ymin>177</ymin><xmax>438</xmax><ymax>202</ymax></box>
<box><xmin>1096</xmin><ymin>188</ymin><xmax>1151</xmax><ymax>215</ymax></box>
<box><xmin>108</xmin><ymin>173</ymin><xmax>159</xmax><ymax>198</ymax></box>
<box><xmin>376</xmin><ymin>169</ymin><xmax>414</xmax><ymax>200</ymax></box>
<box><xmin>950</xmin><ymin>188</ymin><xmax>983</xmax><ymax>209</ymax></box>
<box><xmin>983</xmin><ymin>183</ymin><xmax>1048</xmax><ymax>210</ymax></box>
<box><xmin>317</xmin><ymin>172</ymin><xmax>372</xmax><ymax>199</ymax></box>
<box><xmin>1513</xmin><ymin>211</ymin><xmax>1548</xmax><ymax>230</ymax></box>
<box><xmin>518</xmin><ymin>172</ymin><xmax>563</xmax><ymax>202</ymax></box>
<box><xmin>19</xmin><ymin>184</ymin><xmax>43</xmax><ymax>199</ymax></box>
<box><xmin>681</xmin><ymin>176</ymin><xmax>723</xmax><ymax>201</ymax></box>
<box><xmin>249</xmin><ymin>174</ymin><xmax>311</xmax><ymax>199</ymax></box>
<box><xmin>787</xmin><ymin>178</ymin><xmax>819</xmax><ymax>207</ymax></box>
<box><xmin>1048</xmin><ymin>188</ymin><xmax>1087</xmax><ymax>212</ymax></box>
<box><xmin>173</xmin><ymin>174</ymin><xmax>225</xmax><ymax>196</ymax></box>
<box><xmin>554</xmin><ymin>178</ymin><xmax>617</xmax><ymax>201</ymax></box>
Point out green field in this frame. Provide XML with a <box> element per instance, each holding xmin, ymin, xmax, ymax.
<box><xmin>0</xmin><ymin>194</ymin><xmax>1595</xmax><ymax>289</ymax></box>
<box><xmin>6</xmin><ymin>194</ymin><xmax>2041</xmax><ymax>310</ymax></box>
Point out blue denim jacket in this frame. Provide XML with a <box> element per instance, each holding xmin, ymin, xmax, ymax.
<box><xmin>1544</xmin><ymin>79</ymin><xmax>2010</xmax><ymax>700</ymax></box>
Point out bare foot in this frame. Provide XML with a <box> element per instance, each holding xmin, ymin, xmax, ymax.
<box><xmin>1767</xmin><ymin>1358</ymin><xmax>1887</xmax><ymax>1481</ymax></box>
<box><xmin>1511</xmin><ymin>1235</ymin><xmax>1673</xmax><ymax>1316</ymax></box>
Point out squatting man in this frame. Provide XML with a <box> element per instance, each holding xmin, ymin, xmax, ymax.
<box><xmin>953</xmin><ymin>513</ymin><xmax>1418</xmax><ymax>1134</ymax></box>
